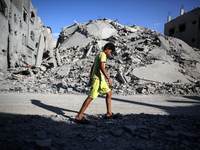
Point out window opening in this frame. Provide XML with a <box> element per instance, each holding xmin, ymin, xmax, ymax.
<box><xmin>30</xmin><ymin>11</ymin><xmax>35</xmax><ymax>24</ymax></box>
<box><xmin>169</xmin><ymin>27</ymin><xmax>175</xmax><ymax>36</ymax></box>
<box><xmin>14</xmin><ymin>31</ymin><xmax>17</xmax><ymax>36</ymax></box>
<box><xmin>30</xmin><ymin>31</ymin><xmax>35</xmax><ymax>41</ymax></box>
<box><xmin>22</xmin><ymin>34</ymin><xmax>25</xmax><ymax>45</ymax></box>
<box><xmin>199</xmin><ymin>16</ymin><xmax>200</xmax><ymax>29</ymax></box>
<box><xmin>192</xmin><ymin>20</ymin><xmax>196</xmax><ymax>25</ymax></box>
<box><xmin>14</xmin><ymin>14</ymin><xmax>17</xmax><ymax>23</ymax></box>
<box><xmin>20</xmin><ymin>20</ymin><xmax>22</xmax><ymax>28</ymax></box>
<box><xmin>0</xmin><ymin>0</ymin><xmax>6</xmax><ymax>16</ymax></box>
<box><xmin>23</xmin><ymin>9</ymin><xmax>27</xmax><ymax>22</ymax></box>
<box><xmin>191</xmin><ymin>38</ymin><xmax>196</xmax><ymax>43</ymax></box>
<box><xmin>179</xmin><ymin>23</ymin><xmax>186</xmax><ymax>33</ymax></box>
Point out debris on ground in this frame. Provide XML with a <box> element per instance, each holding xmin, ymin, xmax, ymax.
<box><xmin>0</xmin><ymin>113</ymin><xmax>199</xmax><ymax>150</ymax></box>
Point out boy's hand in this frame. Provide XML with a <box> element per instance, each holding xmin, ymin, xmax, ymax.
<box><xmin>108</xmin><ymin>79</ymin><xmax>112</xmax><ymax>87</ymax></box>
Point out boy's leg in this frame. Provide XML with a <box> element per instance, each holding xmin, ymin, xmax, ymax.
<box><xmin>75</xmin><ymin>78</ymin><xmax>99</xmax><ymax>121</ymax></box>
<box><xmin>75</xmin><ymin>96</ymin><xmax>93</xmax><ymax>120</ymax></box>
<box><xmin>105</xmin><ymin>90</ymin><xmax>112</xmax><ymax>117</ymax></box>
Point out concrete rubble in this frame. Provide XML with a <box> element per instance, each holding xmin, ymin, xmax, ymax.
<box><xmin>0</xmin><ymin>18</ymin><xmax>200</xmax><ymax>95</ymax></box>
<box><xmin>0</xmin><ymin>113</ymin><xmax>200</xmax><ymax>149</ymax></box>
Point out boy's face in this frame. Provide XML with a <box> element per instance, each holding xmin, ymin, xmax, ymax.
<box><xmin>104</xmin><ymin>47</ymin><xmax>112</xmax><ymax>56</ymax></box>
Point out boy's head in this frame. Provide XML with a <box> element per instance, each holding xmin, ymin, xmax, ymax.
<box><xmin>103</xmin><ymin>43</ymin><xmax>115</xmax><ymax>56</ymax></box>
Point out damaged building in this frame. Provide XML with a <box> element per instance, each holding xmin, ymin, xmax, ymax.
<box><xmin>164</xmin><ymin>7</ymin><xmax>200</xmax><ymax>49</ymax></box>
<box><xmin>53</xmin><ymin>18</ymin><xmax>200</xmax><ymax>95</ymax></box>
<box><xmin>0</xmin><ymin>0</ymin><xmax>57</xmax><ymax>71</ymax></box>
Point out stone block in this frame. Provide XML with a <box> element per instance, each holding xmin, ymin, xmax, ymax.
<box><xmin>57</xmin><ymin>65</ymin><xmax>71</xmax><ymax>77</ymax></box>
<box><xmin>117</xmin><ymin>72</ymin><xmax>126</xmax><ymax>84</ymax></box>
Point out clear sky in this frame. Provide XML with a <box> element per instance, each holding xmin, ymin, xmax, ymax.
<box><xmin>31</xmin><ymin>0</ymin><xmax>200</xmax><ymax>39</ymax></box>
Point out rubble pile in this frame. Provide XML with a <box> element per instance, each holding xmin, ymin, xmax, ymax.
<box><xmin>1</xmin><ymin>113</ymin><xmax>200</xmax><ymax>149</ymax></box>
<box><xmin>1</xmin><ymin>18</ymin><xmax>200</xmax><ymax>95</ymax></box>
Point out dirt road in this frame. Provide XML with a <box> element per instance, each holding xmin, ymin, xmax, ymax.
<box><xmin>0</xmin><ymin>93</ymin><xmax>199</xmax><ymax>117</ymax></box>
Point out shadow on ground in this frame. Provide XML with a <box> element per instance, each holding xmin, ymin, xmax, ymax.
<box><xmin>0</xmin><ymin>111</ymin><xmax>200</xmax><ymax>150</ymax></box>
<box><xmin>99</xmin><ymin>95</ymin><xmax>200</xmax><ymax>115</ymax></box>
<box><xmin>31</xmin><ymin>99</ymin><xmax>79</xmax><ymax>120</ymax></box>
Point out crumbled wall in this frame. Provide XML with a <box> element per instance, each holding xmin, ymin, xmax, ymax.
<box><xmin>0</xmin><ymin>0</ymin><xmax>57</xmax><ymax>71</ymax></box>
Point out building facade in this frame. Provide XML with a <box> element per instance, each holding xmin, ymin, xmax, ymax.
<box><xmin>164</xmin><ymin>7</ymin><xmax>200</xmax><ymax>49</ymax></box>
<box><xmin>0</xmin><ymin>0</ymin><xmax>56</xmax><ymax>70</ymax></box>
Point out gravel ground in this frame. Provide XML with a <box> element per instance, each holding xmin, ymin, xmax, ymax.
<box><xmin>0</xmin><ymin>93</ymin><xmax>200</xmax><ymax>149</ymax></box>
<box><xmin>0</xmin><ymin>113</ymin><xmax>200</xmax><ymax>150</ymax></box>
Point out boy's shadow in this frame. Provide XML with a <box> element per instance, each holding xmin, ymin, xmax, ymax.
<box><xmin>31</xmin><ymin>99</ymin><xmax>79</xmax><ymax>120</ymax></box>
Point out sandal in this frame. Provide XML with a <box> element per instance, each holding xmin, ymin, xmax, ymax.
<box><xmin>104</xmin><ymin>113</ymin><xmax>117</xmax><ymax>119</ymax></box>
<box><xmin>75</xmin><ymin>117</ymin><xmax>90</xmax><ymax>124</ymax></box>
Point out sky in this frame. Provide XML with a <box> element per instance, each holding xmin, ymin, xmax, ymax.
<box><xmin>31</xmin><ymin>0</ymin><xmax>200</xmax><ymax>39</ymax></box>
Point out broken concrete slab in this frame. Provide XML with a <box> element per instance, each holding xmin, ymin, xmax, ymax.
<box><xmin>35</xmin><ymin>34</ymin><xmax>45</xmax><ymax>67</ymax></box>
<box><xmin>131</xmin><ymin>60</ymin><xmax>191</xmax><ymax>84</ymax></box>
<box><xmin>172</xmin><ymin>38</ymin><xmax>200</xmax><ymax>62</ymax></box>
<box><xmin>117</xmin><ymin>71</ymin><xmax>126</xmax><ymax>84</ymax></box>
<box><xmin>60</xmin><ymin>32</ymin><xmax>93</xmax><ymax>49</ymax></box>
<box><xmin>62</xmin><ymin>24</ymin><xmax>79</xmax><ymax>37</ymax></box>
<box><xmin>148</xmin><ymin>48</ymin><xmax>171</xmax><ymax>61</ymax></box>
<box><xmin>158</xmin><ymin>36</ymin><xmax>170</xmax><ymax>50</ymax></box>
<box><xmin>87</xmin><ymin>21</ymin><xmax>117</xmax><ymax>39</ymax></box>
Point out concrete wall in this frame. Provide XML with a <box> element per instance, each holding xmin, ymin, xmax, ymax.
<box><xmin>164</xmin><ymin>7</ymin><xmax>200</xmax><ymax>49</ymax></box>
<box><xmin>0</xmin><ymin>0</ymin><xmax>10</xmax><ymax>69</ymax></box>
<box><xmin>0</xmin><ymin>0</ymin><xmax>57</xmax><ymax>70</ymax></box>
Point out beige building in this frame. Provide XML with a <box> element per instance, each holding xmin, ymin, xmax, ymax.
<box><xmin>164</xmin><ymin>7</ymin><xmax>200</xmax><ymax>49</ymax></box>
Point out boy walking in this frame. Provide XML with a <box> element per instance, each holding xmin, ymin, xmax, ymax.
<box><xmin>75</xmin><ymin>43</ymin><xmax>115</xmax><ymax>124</ymax></box>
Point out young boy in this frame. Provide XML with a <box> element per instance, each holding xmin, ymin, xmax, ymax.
<box><xmin>75</xmin><ymin>43</ymin><xmax>115</xmax><ymax>124</ymax></box>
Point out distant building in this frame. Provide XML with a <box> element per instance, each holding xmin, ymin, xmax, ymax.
<box><xmin>0</xmin><ymin>0</ymin><xmax>57</xmax><ymax>70</ymax></box>
<box><xmin>164</xmin><ymin>7</ymin><xmax>200</xmax><ymax>49</ymax></box>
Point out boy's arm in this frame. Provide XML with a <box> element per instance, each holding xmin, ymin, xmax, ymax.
<box><xmin>100</xmin><ymin>62</ymin><xmax>112</xmax><ymax>87</ymax></box>
<box><xmin>87</xmin><ymin>64</ymin><xmax>94</xmax><ymax>86</ymax></box>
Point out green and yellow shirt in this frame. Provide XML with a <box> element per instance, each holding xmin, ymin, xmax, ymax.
<box><xmin>91</xmin><ymin>52</ymin><xmax>107</xmax><ymax>81</ymax></box>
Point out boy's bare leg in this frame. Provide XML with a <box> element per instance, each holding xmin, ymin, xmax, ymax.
<box><xmin>75</xmin><ymin>96</ymin><xmax>93</xmax><ymax>120</ymax></box>
<box><xmin>105</xmin><ymin>91</ymin><xmax>112</xmax><ymax>117</ymax></box>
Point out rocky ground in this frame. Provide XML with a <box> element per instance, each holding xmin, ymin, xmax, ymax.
<box><xmin>0</xmin><ymin>112</ymin><xmax>200</xmax><ymax>150</ymax></box>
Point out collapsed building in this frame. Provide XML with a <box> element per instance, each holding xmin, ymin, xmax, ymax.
<box><xmin>0</xmin><ymin>0</ymin><xmax>57</xmax><ymax>71</ymax></box>
<box><xmin>0</xmin><ymin>1</ymin><xmax>200</xmax><ymax>95</ymax></box>
<box><xmin>54</xmin><ymin>18</ymin><xmax>200</xmax><ymax>95</ymax></box>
